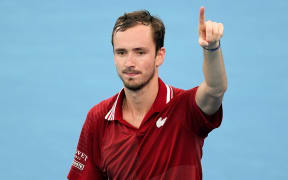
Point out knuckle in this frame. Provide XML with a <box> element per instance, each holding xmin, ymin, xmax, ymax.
<box><xmin>206</xmin><ymin>20</ymin><xmax>211</xmax><ymax>25</ymax></box>
<box><xmin>220</xmin><ymin>23</ymin><xmax>224</xmax><ymax>29</ymax></box>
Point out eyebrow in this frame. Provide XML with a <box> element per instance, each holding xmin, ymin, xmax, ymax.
<box><xmin>114</xmin><ymin>48</ymin><xmax>127</xmax><ymax>52</ymax></box>
<box><xmin>114</xmin><ymin>47</ymin><xmax>148</xmax><ymax>52</ymax></box>
<box><xmin>133</xmin><ymin>47</ymin><xmax>148</xmax><ymax>51</ymax></box>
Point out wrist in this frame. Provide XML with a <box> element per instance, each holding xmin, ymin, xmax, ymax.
<box><xmin>203</xmin><ymin>41</ymin><xmax>221</xmax><ymax>52</ymax></box>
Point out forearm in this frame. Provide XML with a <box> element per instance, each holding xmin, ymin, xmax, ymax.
<box><xmin>202</xmin><ymin>42</ymin><xmax>227</xmax><ymax>98</ymax></box>
<box><xmin>196</xmin><ymin>7</ymin><xmax>227</xmax><ymax>115</ymax></box>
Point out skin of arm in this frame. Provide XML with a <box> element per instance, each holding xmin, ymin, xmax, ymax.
<box><xmin>195</xmin><ymin>7</ymin><xmax>228</xmax><ymax>115</ymax></box>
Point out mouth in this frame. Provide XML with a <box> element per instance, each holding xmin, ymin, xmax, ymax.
<box><xmin>123</xmin><ymin>70</ymin><xmax>141</xmax><ymax>77</ymax></box>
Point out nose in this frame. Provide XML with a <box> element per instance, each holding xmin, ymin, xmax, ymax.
<box><xmin>125</xmin><ymin>53</ymin><xmax>136</xmax><ymax>67</ymax></box>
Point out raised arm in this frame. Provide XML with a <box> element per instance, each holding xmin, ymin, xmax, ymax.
<box><xmin>195</xmin><ymin>7</ymin><xmax>227</xmax><ymax>115</ymax></box>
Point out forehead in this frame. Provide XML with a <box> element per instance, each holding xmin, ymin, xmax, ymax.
<box><xmin>113</xmin><ymin>24</ymin><xmax>155</xmax><ymax>49</ymax></box>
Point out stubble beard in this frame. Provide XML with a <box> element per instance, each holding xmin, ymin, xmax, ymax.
<box><xmin>118</xmin><ymin>67</ymin><xmax>155</xmax><ymax>91</ymax></box>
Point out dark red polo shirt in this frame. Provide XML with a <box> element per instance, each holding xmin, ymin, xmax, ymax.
<box><xmin>68</xmin><ymin>78</ymin><xmax>222</xmax><ymax>180</ymax></box>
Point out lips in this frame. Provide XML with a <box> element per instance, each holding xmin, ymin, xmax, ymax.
<box><xmin>123</xmin><ymin>72</ymin><xmax>139</xmax><ymax>77</ymax></box>
<box><xmin>122</xmin><ymin>69</ymin><xmax>141</xmax><ymax>76</ymax></box>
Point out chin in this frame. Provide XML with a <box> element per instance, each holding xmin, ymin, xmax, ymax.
<box><xmin>123</xmin><ymin>81</ymin><xmax>144</xmax><ymax>91</ymax></box>
<box><xmin>118</xmin><ymin>69</ymin><xmax>156</xmax><ymax>91</ymax></box>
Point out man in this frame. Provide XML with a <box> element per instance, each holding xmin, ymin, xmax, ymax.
<box><xmin>68</xmin><ymin>7</ymin><xmax>227</xmax><ymax>180</ymax></box>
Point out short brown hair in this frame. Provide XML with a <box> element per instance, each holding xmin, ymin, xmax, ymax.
<box><xmin>111</xmin><ymin>10</ymin><xmax>165</xmax><ymax>52</ymax></box>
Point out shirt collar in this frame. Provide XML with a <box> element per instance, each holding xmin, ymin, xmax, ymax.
<box><xmin>104</xmin><ymin>78</ymin><xmax>174</xmax><ymax>121</ymax></box>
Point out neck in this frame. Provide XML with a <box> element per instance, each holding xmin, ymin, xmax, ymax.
<box><xmin>123</xmin><ymin>75</ymin><xmax>159</xmax><ymax>117</ymax></box>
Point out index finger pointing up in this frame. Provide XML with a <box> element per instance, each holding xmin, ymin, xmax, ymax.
<box><xmin>199</xmin><ymin>6</ymin><xmax>205</xmax><ymax>26</ymax></box>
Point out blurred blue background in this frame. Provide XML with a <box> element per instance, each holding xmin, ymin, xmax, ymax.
<box><xmin>1</xmin><ymin>0</ymin><xmax>287</xmax><ymax>179</ymax></box>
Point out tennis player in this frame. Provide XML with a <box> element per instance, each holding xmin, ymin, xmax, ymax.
<box><xmin>68</xmin><ymin>6</ymin><xmax>227</xmax><ymax>180</ymax></box>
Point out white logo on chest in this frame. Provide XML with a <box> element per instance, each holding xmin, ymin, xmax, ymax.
<box><xmin>156</xmin><ymin>117</ymin><xmax>167</xmax><ymax>128</ymax></box>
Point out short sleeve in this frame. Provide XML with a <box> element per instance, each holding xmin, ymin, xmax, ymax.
<box><xmin>67</xmin><ymin>113</ymin><xmax>107</xmax><ymax>180</ymax></box>
<box><xmin>184</xmin><ymin>87</ymin><xmax>223</xmax><ymax>138</ymax></box>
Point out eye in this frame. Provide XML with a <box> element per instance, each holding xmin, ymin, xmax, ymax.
<box><xmin>137</xmin><ymin>51</ymin><xmax>145</xmax><ymax>55</ymax></box>
<box><xmin>115</xmin><ymin>50</ymin><xmax>126</xmax><ymax>55</ymax></box>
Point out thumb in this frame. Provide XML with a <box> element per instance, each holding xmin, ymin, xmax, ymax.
<box><xmin>198</xmin><ymin>38</ymin><xmax>209</xmax><ymax>47</ymax></box>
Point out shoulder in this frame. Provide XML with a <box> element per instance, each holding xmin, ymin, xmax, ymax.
<box><xmin>167</xmin><ymin>86</ymin><xmax>200</xmax><ymax>110</ymax></box>
<box><xmin>84</xmin><ymin>93</ymin><xmax>119</xmax><ymax>130</ymax></box>
<box><xmin>88</xmin><ymin>94</ymin><xmax>117</xmax><ymax>117</ymax></box>
<box><xmin>170</xmin><ymin>86</ymin><xmax>199</xmax><ymax>99</ymax></box>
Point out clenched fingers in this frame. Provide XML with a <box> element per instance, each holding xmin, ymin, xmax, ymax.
<box><xmin>205</xmin><ymin>21</ymin><xmax>224</xmax><ymax>43</ymax></box>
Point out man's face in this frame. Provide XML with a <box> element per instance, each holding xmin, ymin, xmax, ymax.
<box><xmin>113</xmin><ymin>24</ymin><xmax>162</xmax><ymax>91</ymax></box>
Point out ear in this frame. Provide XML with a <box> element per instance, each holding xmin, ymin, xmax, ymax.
<box><xmin>155</xmin><ymin>47</ymin><xmax>165</xmax><ymax>67</ymax></box>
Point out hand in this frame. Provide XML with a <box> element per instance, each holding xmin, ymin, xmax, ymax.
<box><xmin>198</xmin><ymin>7</ymin><xmax>224</xmax><ymax>49</ymax></box>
